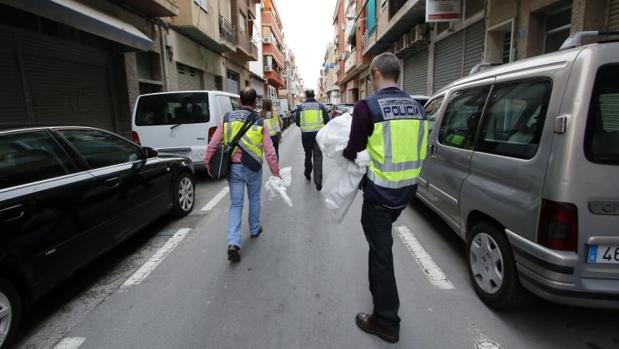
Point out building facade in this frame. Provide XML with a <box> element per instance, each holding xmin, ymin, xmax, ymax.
<box><xmin>261</xmin><ymin>0</ymin><xmax>286</xmax><ymax>100</ymax></box>
<box><xmin>325</xmin><ymin>0</ymin><xmax>619</xmax><ymax>103</ymax></box>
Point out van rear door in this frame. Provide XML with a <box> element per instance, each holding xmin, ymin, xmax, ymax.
<box><xmin>132</xmin><ymin>92</ymin><xmax>211</xmax><ymax>161</ymax></box>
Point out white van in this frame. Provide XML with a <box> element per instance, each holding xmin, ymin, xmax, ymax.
<box><xmin>132</xmin><ymin>91</ymin><xmax>240</xmax><ymax>170</ymax></box>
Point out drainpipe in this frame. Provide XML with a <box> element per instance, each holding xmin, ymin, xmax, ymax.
<box><xmin>159</xmin><ymin>24</ymin><xmax>171</xmax><ymax>91</ymax></box>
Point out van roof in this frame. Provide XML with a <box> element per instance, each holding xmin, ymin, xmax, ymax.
<box><xmin>137</xmin><ymin>90</ymin><xmax>240</xmax><ymax>98</ymax></box>
<box><xmin>435</xmin><ymin>42</ymin><xmax>619</xmax><ymax>94</ymax></box>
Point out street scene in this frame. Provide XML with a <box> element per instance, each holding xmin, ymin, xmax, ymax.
<box><xmin>1</xmin><ymin>0</ymin><xmax>619</xmax><ymax>348</ymax></box>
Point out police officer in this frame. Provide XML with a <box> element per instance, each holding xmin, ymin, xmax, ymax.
<box><xmin>343</xmin><ymin>53</ymin><xmax>428</xmax><ymax>343</ymax></box>
<box><xmin>205</xmin><ymin>87</ymin><xmax>281</xmax><ymax>263</ymax></box>
<box><xmin>261</xmin><ymin>99</ymin><xmax>282</xmax><ymax>158</ymax></box>
<box><xmin>295</xmin><ymin>89</ymin><xmax>330</xmax><ymax>190</ymax></box>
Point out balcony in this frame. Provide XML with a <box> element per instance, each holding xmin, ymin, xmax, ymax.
<box><xmin>264</xmin><ymin>66</ymin><xmax>285</xmax><ymax>88</ymax></box>
<box><xmin>123</xmin><ymin>0</ymin><xmax>179</xmax><ymax>17</ymax></box>
<box><xmin>219</xmin><ymin>15</ymin><xmax>236</xmax><ymax>47</ymax></box>
<box><xmin>172</xmin><ymin>0</ymin><xmax>234</xmax><ymax>53</ymax></box>
<box><xmin>264</xmin><ymin>44</ymin><xmax>285</xmax><ymax>68</ymax></box>
<box><xmin>344</xmin><ymin>52</ymin><xmax>357</xmax><ymax>73</ymax></box>
<box><xmin>236</xmin><ymin>33</ymin><xmax>258</xmax><ymax>61</ymax></box>
<box><xmin>363</xmin><ymin>0</ymin><xmax>425</xmax><ymax>56</ymax></box>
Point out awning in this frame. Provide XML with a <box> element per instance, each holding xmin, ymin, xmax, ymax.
<box><xmin>1</xmin><ymin>0</ymin><xmax>154</xmax><ymax>51</ymax></box>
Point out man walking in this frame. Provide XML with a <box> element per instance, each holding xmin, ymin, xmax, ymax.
<box><xmin>205</xmin><ymin>87</ymin><xmax>281</xmax><ymax>263</ymax></box>
<box><xmin>343</xmin><ymin>53</ymin><xmax>428</xmax><ymax>343</ymax></box>
<box><xmin>261</xmin><ymin>99</ymin><xmax>282</xmax><ymax>158</ymax></box>
<box><xmin>295</xmin><ymin>89</ymin><xmax>330</xmax><ymax>191</ymax></box>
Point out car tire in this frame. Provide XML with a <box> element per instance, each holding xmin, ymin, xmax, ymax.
<box><xmin>171</xmin><ymin>172</ymin><xmax>195</xmax><ymax>217</ymax></box>
<box><xmin>0</xmin><ymin>278</ymin><xmax>22</xmax><ymax>349</ymax></box>
<box><xmin>466</xmin><ymin>221</ymin><xmax>528</xmax><ymax>310</ymax></box>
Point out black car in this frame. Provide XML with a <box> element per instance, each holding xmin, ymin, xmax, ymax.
<box><xmin>0</xmin><ymin>126</ymin><xmax>195</xmax><ymax>348</ymax></box>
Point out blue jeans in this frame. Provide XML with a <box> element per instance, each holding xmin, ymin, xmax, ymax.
<box><xmin>227</xmin><ymin>164</ymin><xmax>263</xmax><ymax>248</ymax></box>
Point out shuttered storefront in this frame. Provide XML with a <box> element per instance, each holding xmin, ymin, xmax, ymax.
<box><xmin>0</xmin><ymin>25</ymin><xmax>115</xmax><ymax>130</ymax></box>
<box><xmin>433</xmin><ymin>21</ymin><xmax>485</xmax><ymax>92</ymax></box>
<box><xmin>609</xmin><ymin>0</ymin><xmax>619</xmax><ymax>31</ymax></box>
<box><xmin>177</xmin><ymin>63</ymin><xmax>204</xmax><ymax>90</ymax></box>
<box><xmin>403</xmin><ymin>49</ymin><xmax>429</xmax><ymax>96</ymax></box>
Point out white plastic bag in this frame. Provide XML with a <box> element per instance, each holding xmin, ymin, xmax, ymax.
<box><xmin>264</xmin><ymin>167</ymin><xmax>293</xmax><ymax>207</ymax></box>
<box><xmin>316</xmin><ymin>111</ymin><xmax>369</xmax><ymax>224</ymax></box>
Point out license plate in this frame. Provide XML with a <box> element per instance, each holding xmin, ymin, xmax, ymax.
<box><xmin>587</xmin><ymin>245</ymin><xmax>619</xmax><ymax>264</ymax></box>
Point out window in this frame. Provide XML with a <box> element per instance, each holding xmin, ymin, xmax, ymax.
<box><xmin>61</xmin><ymin>129</ymin><xmax>143</xmax><ymax>169</ymax></box>
<box><xmin>194</xmin><ymin>0</ymin><xmax>208</xmax><ymax>12</ymax></box>
<box><xmin>0</xmin><ymin>131</ymin><xmax>75</xmax><ymax>190</ymax></box>
<box><xmin>136</xmin><ymin>93</ymin><xmax>210</xmax><ymax>126</ymax></box>
<box><xmin>544</xmin><ymin>7</ymin><xmax>571</xmax><ymax>53</ymax></box>
<box><xmin>425</xmin><ymin>95</ymin><xmax>445</xmax><ymax>131</ymax></box>
<box><xmin>477</xmin><ymin>80</ymin><xmax>552</xmax><ymax>159</ymax></box>
<box><xmin>217</xmin><ymin>96</ymin><xmax>234</xmax><ymax>115</ymax></box>
<box><xmin>465</xmin><ymin>0</ymin><xmax>485</xmax><ymax>18</ymax></box>
<box><xmin>585</xmin><ymin>64</ymin><xmax>619</xmax><ymax>165</ymax></box>
<box><xmin>239</xmin><ymin>12</ymin><xmax>247</xmax><ymax>35</ymax></box>
<box><xmin>438</xmin><ymin>86</ymin><xmax>491</xmax><ymax>149</ymax></box>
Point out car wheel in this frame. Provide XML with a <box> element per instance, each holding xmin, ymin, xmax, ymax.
<box><xmin>466</xmin><ymin>221</ymin><xmax>528</xmax><ymax>310</ymax></box>
<box><xmin>172</xmin><ymin>173</ymin><xmax>195</xmax><ymax>217</ymax></box>
<box><xmin>0</xmin><ymin>278</ymin><xmax>22</xmax><ymax>349</ymax></box>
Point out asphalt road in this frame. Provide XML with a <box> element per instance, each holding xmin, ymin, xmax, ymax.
<box><xmin>14</xmin><ymin>126</ymin><xmax>619</xmax><ymax>349</ymax></box>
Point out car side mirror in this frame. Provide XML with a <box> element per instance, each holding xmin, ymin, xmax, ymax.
<box><xmin>143</xmin><ymin>147</ymin><xmax>158</xmax><ymax>159</ymax></box>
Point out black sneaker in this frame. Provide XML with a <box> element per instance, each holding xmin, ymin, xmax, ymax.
<box><xmin>251</xmin><ymin>226</ymin><xmax>263</xmax><ymax>239</ymax></box>
<box><xmin>227</xmin><ymin>245</ymin><xmax>241</xmax><ymax>263</ymax></box>
<box><xmin>305</xmin><ymin>172</ymin><xmax>311</xmax><ymax>181</ymax></box>
<box><xmin>316</xmin><ymin>184</ymin><xmax>322</xmax><ymax>191</ymax></box>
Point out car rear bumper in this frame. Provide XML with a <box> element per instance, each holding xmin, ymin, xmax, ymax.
<box><xmin>506</xmin><ymin>229</ymin><xmax>619</xmax><ymax>309</ymax></box>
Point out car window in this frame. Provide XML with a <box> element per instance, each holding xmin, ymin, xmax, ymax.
<box><xmin>438</xmin><ymin>86</ymin><xmax>491</xmax><ymax>150</ymax></box>
<box><xmin>585</xmin><ymin>64</ymin><xmax>619</xmax><ymax>165</ymax></box>
<box><xmin>476</xmin><ymin>80</ymin><xmax>552</xmax><ymax>159</ymax></box>
<box><xmin>218</xmin><ymin>96</ymin><xmax>234</xmax><ymax>115</ymax></box>
<box><xmin>61</xmin><ymin>129</ymin><xmax>143</xmax><ymax>169</ymax></box>
<box><xmin>0</xmin><ymin>131</ymin><xmax>75</xmax><ymax>190</ymax></box>
<box><xmin>136</xmin><ymin>93</ymin><xmax>209</xmax><ymax>126</ymax></box>
<box><xmin>231</xmin><ymin>97</ymin><xmax>240</xmax><ymax>110</ymax></box>
<box><xmin>425</xmin><ymin>96</ymin><xmax>445</xmax><ymax>131</ymax></box>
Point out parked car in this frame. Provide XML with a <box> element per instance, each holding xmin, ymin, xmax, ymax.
<box><xmin>331</xmin><ymin>103</ymin><xmax>355</xmax><ymax>118</ymax></box>
<box><xmin>132</xmin><ymin>91</ymin><xmax>240</xmax><ymax>171</ymax></box>
<box><xmin>410</xmin><ymin>95</ymin><xmax>431</xmax><ymax>107</ymax></box>
<box><xmin>416</xmin><ymin>36</ymin><xmax>619</xmax><ymax>309</ymax></box>
<box><xmin>0</xmin><ymin>126</ymin><xmax>195</xmax><ymax>348</ymax></box>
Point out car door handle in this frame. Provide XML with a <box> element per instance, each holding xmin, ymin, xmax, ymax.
<box><xmin>105</xmin><ymin>177</ymin><xmax>121</xmax><ymax>189</ymax></box>
<box><xmin>429</xmin><ymin>144</ymin><xmax>437</xmax><ymax>156</ymax></box>
<box><xmin>0</xmin><ymin>204</ymin><xmax>25</xmax><ymax>222</ymax></box>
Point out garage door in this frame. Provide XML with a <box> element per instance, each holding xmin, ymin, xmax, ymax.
<box><xmin>177</xmin><ymin>63</ymin><xmax>204</xmax><ymax>90</ymax></box>
<box><xmin>610</xmin><ymin>0</ymin><xmax>619</xmax><ymax>30</ymax></box>
<box><xmin>403</xmin><ymin>49</ymin><xmax>429</xmax><ymax>96</ymax></box>
<box><xmin>433</xmin><ymin>20</ymin><xmax>485</xmax><ymax>92</ymax></box>
<box><xmin>0</xmin><ymin>25</ymin><xmax>115</xmax><ymax>130</ymax></box>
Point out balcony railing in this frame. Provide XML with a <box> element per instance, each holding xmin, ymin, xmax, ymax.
<box><xmin>237</xmin><ymin>34</ymin><xmax>258</xmax><ymax>57</ymax></box>
<box><xmin>345</xmin><ymin>52</ymin><xmax>357</xmax><ymax>73</ymax></box>
<box><xmin>219</xmin><ymin>15</ymin><xmax>235</xmax><ymax>46</ymax></box>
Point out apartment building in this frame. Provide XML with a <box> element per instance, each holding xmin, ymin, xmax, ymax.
<box><xmin>321</xmin><ymin>42</ymin><xmax>340</xmax><ymax>104</ymax></box>
<box><xmin>249</xmin><ymin>0</ymin><xmax>266</xmax><ymax>105</ymax></box>
<box><xmin>281</xmin><ymin>48</ymin><xmax>304</xmax><ymax>106</ymax></box>
<box><xmin>262</xmin><ymin>0</ymin><xmax>286</xmax><ymax>100</ymax></box>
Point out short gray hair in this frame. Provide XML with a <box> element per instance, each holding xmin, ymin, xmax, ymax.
<box><xmin>370</xmin><ymin>53</ymin><xmax>401</xmax><ymax>82</ymax></box>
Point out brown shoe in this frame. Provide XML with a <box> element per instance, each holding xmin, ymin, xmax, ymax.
<box><xmin>251</xmin><ymin>226</ymin><xmax>263</xmax><ymax>239</ymax></box>
<box><xmin>355</xmin><ymin>313</ymin><xmax>399</xmax><ymax>344</ymax></box>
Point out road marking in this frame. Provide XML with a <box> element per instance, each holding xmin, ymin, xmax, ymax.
<box><xmin>201</xmin><ymin>187</ymin><xmax>229</xmax><ymax>211</ymax></box>
<box><xmin>121</xmin><ymin>228</ymin><xmax>191</xmax><ymax>288</ymax></box>
<box><xmin>474</xmin><ymin>332</ymin><xmax>502</xmax><ymax>349</ymax></box>
<box><xmin>54</xmin><ymin>337</ymin><xmax>86</xmax><ymax>349</ymax></box>
<box><xmin>395</xmin><ymin>225</ymin><xmax>455</xmax><ymax>290</ymax></box>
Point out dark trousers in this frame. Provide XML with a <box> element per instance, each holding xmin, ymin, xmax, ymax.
<box><xmin>361</xmin><ymin>200</ymin><xmax>404</xmax><ymax>332</ymax></box>
<box><xmin>271</xmin><ymin>135</ymin><xmax>280</xmax><ymax>159</ymax></box>
<box><xmin>302</xmin><ymin>138</ymin><xmax>323</xmax><ymax>185</ymax></box>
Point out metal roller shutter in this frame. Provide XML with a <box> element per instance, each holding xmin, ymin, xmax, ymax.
<box><xmin>433</xmin><ymin>31</ymin><xmax>464</xmax><ymax>92</ymax></box>
<box><xmin>463</xmin><ymin>21</ymin><xmax>486</xmax><ymax>75</ymax></box>
<box><xmin>609</xmin><ymin>0</ymin><xmax>619</xmax><ymax>31</ymax></box>
<box><xmin>0</xmin><ymin>25</ymin><xmax>115</xmax><ymax>130</ymax></box>
<box><xmin>403</xmin><ymin>49</ymin><xmax>429</xmax><ymax>96</ymax></box>
<box><xmin>177</xmin><ymin>63</ymin><xmax>204</xmax><ymax>90</ymax></box>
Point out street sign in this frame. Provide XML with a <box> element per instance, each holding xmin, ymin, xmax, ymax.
<box><xmin>426</xmin><ymin>0</ymin><xmax>462</xmax><ymax>22</ymax></box>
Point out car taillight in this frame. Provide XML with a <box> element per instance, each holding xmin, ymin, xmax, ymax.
<box><xmin>538</xmin><ymin>200</ymin><xmax>579</xmax><ymax>252</ymax></box>
<box><xmin>131</xmin><ymin>131</ymin><xmax>141</xmax><ymax>145</ymax></box>
<box><xmin>208</xmin><ymin>127</ymin><xmax>217</xmax><ymax>141</ymax></box>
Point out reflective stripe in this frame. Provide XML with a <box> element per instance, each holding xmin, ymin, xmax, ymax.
<box><xmin>367</xmin><ymin>170</ymin><xmax>418</xmax><ymax>189</ymax></box>
<box><xmin>372</xmin><ymin>122</ymin><xmax>423</xmax><ymax>171</ymax></box>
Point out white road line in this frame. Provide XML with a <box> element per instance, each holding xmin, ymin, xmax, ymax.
<box><xmin>53</xmin><ymin>337</ymin><xmax>86</xmax><ymax>349</ymax></box>
<box><xmin>121</xmin><ymin>228</ymin><xmax>191</xmax><ymax>289</ymax></box>
<box><xmin>201</xmin><ymin>187</ymin><xmax>229</xmax><ymax>211</ymax></box>
<box><xmin>395</xmin><ymin>225</ymin><xmax>455</xmax><ymax>290</ymax></box>
<box><xmin>474</xmin><ymin>332</ymin><xmax>502</xmax><ymax>349</ymax></box>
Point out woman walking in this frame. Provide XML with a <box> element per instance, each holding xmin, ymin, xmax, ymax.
<box><xmin>261</xmin><ymin>99</ymin><xmax>282</xmax><ymax>159</ymax></box>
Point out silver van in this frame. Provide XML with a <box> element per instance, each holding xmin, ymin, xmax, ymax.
<box><xmin>417</xmin><ymin>35</ymin><xmax>619</xmax><ymax>309</ymax></box>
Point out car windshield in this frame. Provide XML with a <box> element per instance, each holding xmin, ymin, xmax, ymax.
<box><xmin>585</xmin><ymin>64</ymin><xmax>619</xmax><ymax>164</ymax></box>
<box><xmin>136</xmin><ymin>93</ymin><xmax>210</xmax><ymax>126</ymax></box>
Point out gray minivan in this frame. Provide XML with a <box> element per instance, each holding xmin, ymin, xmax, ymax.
<box><xmin>417</xmin><ymin>35</ymin><xmax>619</xmax><ymax>309</ymax></box>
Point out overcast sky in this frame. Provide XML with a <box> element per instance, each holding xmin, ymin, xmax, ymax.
<box><xmin>276</xmin><ymin>0</ymin><xmax>336</xmax><ymax>91</ymax></box>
